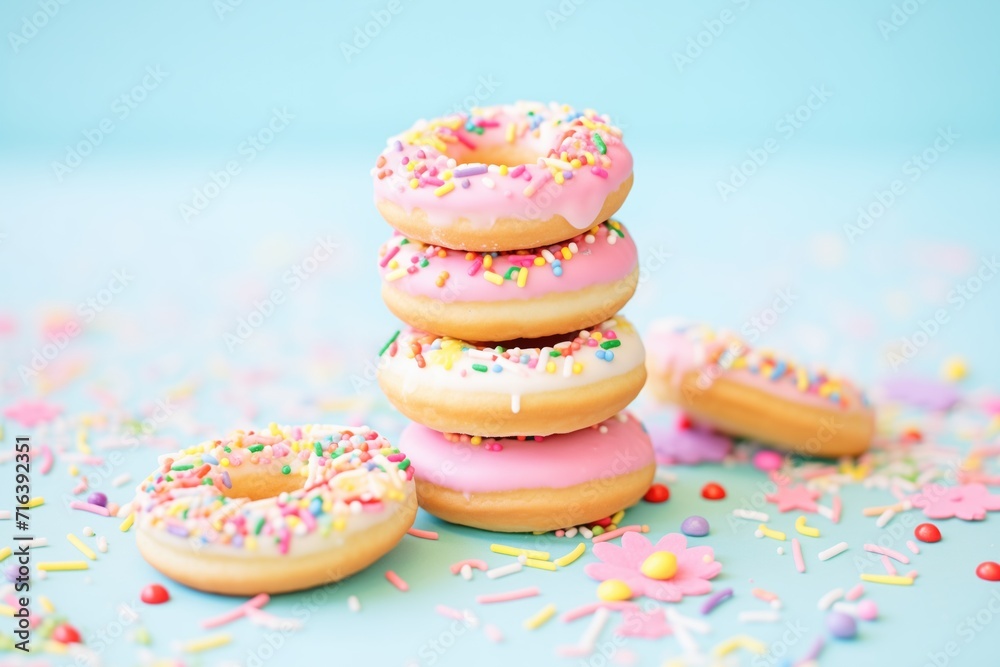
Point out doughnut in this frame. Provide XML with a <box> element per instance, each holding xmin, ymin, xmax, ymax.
<box><xmin>377</xmin><ymin>315</ymin><xmax>646</xmax><ymax>437</ymax></box>
<box><xmin>378</xmin><ymin>219</ymin><xmax>638</xmax><ymax>340</ymax></box>
<box><xmin>372</xmin><ymin>101</ymin><xmax>633</xmax><ymax>252</ymax></box>
<box><xmin>644</xmin><ymin>321</ymin><xmax>874</xmax><ymax>458</ymax></box>
<box><xmin>398</xmin><ymin>412</ymin><xmax>655</xmax><ymax>532</ymax></box>
<box><xmin>132</xmin><ymin>424</ymin><xmax>417</xmax><ymax>595</ymax></box>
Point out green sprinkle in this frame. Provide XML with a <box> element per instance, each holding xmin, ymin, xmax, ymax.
<box><xmin>400</xmin><ymin>238</ymin><xmax>410</xmax><ymax>245</ymax></box>
<box><xmin>495</xmin><ymin>346</ymin><xmax>505</xmax><ymax>353</ymax></box>
<box><xmin>171</xmin><ymin>464</ymin><xmax>193</xmax><ymax>471</ymax></box>
<box><xmin>201</xmin><ymin>478</ymin><xmax>213</xmax><ymax>485</ymax></box>
<box><xmin>332</xmin><ymin>447</ymin><xmax>346</xmax><ymax>458</ymax></box>
<box><xmin>503</xmin><ymin>267</ymin><xmax>519</xmax><ymax>280</ymax></box>
<box><xmin>281</xmin><ymin>465</ymin><xmax>292</xmax><ymax>475</ymax></box>
<box><xmin>164</xmin><ymin>475</ymin><xmax>174</xmax><ymax>482</ymax></box>
<box><xmin>591</xmin><ymin>525</ymin><xmax>605</xmax><ymax>536</ymax></box>
<box><xmin>314</xmin><ymin>442</ymin><xmax>323</xmax><ymax>457</ymax></box>
<box><xmin>254</xmin><ymin>517</ymin><xmax>266</xmax><ymax>535</ymax></box>
<box><xmin>472</xmin><ymin>363</ymin><xmax>488</xmax><ymax>373</ymax></box>
<box><xmin>248</xmin><ymin>444</ymin><xmax>264</xmax><ymax>453</ymax></box>
<box><xmin>419</xmin><ymin>258</ymin><xmax>429</xmax><ymax>268</ymax></box>
<box><xmin>612</xmin><ymin>227</ymin><xmax>624</xmax><ymax>238</ymax></box>
<box><xmin>397</xmin><ymin>458</ymin><xmax>411</xmax><ymax>471</ymax></box>
<box><xmin>379</xmin><ymin>330</ymin><xmax>401</xmax><ymax>357</ymax></box>
<box><xmin>593</xmin><ymin>133</ymin><xmax>607</xmax><ymax>154</ymax></box>
<box><xmin>549</xmin><ymin>349</ymin><xmax>562</xmax><ymax>357</ymax></box>
<box><xmin>223</xmin><ymin>446</ymin><xmax>232</xmax><ymax>453</ymax></box>
<box><xmin>600</xmin><ymin>339</ymin><xmax>621</xmax><ymax>349</ymax></box>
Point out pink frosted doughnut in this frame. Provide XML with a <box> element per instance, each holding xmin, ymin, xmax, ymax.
<box><xmin>378</xmin><ymin>219</ymin><xmax>638</xmax><ymax>340</ymax></box>
<box><xmin>372</xmin><ymin>101</ymin><xmax>633</xmax><ymax>252</ymax></box>
<box><xmin>645</xmin><ymin>321</ymin><xmax>875</xmax><ymax>458</ymax></box>
<box><xmin>398</xmin><ymin>412</ymin><xmax>655</xmax><ymax>532</ymax></box>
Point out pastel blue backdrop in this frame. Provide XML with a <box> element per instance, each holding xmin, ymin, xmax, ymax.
<box><xmin>1</xmin><ymin>2</ymin><xmax>999</xmax><ymax>666</ymax></box>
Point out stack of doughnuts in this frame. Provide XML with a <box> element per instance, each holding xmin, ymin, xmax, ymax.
<box><xmin>372</xmin><ymin>102</ymin><xmax>655</xmax><ymax>532</ymax></box>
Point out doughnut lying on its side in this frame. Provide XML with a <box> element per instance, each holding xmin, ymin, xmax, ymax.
<box><xmin>645</xmin><ymin>321</ymin><xmax>875</xmax><ymax>458</ymax></box>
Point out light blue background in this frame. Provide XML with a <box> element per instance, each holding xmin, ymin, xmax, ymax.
<box><xmin>2</xmin><ymin>1</ymin><xmax>1000</xmax><ymax>666</ymax></box>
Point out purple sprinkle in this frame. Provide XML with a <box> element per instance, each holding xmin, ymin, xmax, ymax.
<box><xmin>87</xmin><ymin>492</ymin><xmax>108</xmax><ymax>507</ymax></box>
<box><xmin>681</xmin><ymin>515</ymin><xmax>710</xmax><ymax>537</ymax></box>
<box><xmin>700</xmin><ymin>587</ymin><xmax>733</xmax><ymax>615</ymax></box>
<box><xmin>393</xmin><ymin>140</ymin><xmax>403</xmax><ymax>151</ymax></box>
<box><xmin>826</xmin><ymin>611</ymin><xmax>857</xmax><ymax>639</ymax></box>
<box><xmin>461</xmin><ymin>178</ymin><xmax>470</xmax><ymax>189</ymax></box>
<box><xmin>563</xmin><ymin>170</ymin><xmax>573</xmax><ymax>180</ymax></box>
<box><xmin>453</xmin><ymin>164</ymin><xmax>488</xmax><ymax>178</ymax></box>
<box><xmin>222</xmin><ymin>471</ymin><xmax>232</xmax><ymax>489</ymax></box>
<box><xmin>166</xmin><ymin>523</ymin><xmax>189</xmax><ymax>538</ymax></box>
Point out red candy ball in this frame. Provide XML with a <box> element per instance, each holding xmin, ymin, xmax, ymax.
<box><xmin>644</xmin><ymin>484</ymin><xmax>670</xmax><ymax>503</ymax></box>
<box><xmin>141</xmin><ymin>583</ymin><xmax>170</xmax><ymax>604</ymax></box>
<box><xmin>914</xmin><ymin>523</ymin><xmax>942</xmax><ymax>543</ymax></box>
<box><xmin>52</xmin><ymin>623</ymin><xmax>81</xmax><ymax>644</ymax></box>
<box><xmin>701</xmin><ymin>482</ymin><xmax>726</xmax><ymax>500</ymax></box>
<box><xmin>976</xmin><ymin>561</ymin><xmax>1000</xmax><ymax>582</ymax></box>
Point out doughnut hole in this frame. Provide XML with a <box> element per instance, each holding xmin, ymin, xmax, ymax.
<box><xmin>454</xmin><ymin>144</ymin><xmax>543</xmax><ymax>169</ymax></box>
<box><xmin>219</xmin><ymin>466</ymin><xmax>304</xmax><ymax>502</ymax></box>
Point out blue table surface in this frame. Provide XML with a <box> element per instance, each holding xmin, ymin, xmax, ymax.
<box><xmin>1</xmin><ymin>153</ymin><xmax>999</xmax><ymax>667</ymax></box>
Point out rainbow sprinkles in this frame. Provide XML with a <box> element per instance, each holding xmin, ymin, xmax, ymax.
<box><xmin>133</xmin><ymin>424</ymin><xmax>414</xmax><ymax>556</ymax></box>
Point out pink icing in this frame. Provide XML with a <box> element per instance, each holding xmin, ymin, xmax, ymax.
<box><xmin>372</xmin><ymin>102</ymin><xmax>633</xmax><ymax>230</ymax></box>
<box><xmin>398</xmin><ymin>412</ymin><xmax>653</xmax><ymax>493</ymax></box>
<box><xmin>645</xmin><ymin>321</ymin><xmax>870</xmax><ymax>412</ymax></box>
<box><xmin>378</xmin><ymin>221</ymin><xmax>637</xmax><ymax>301</ymax></box>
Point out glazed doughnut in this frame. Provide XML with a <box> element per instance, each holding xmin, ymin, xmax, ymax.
<box><xmin>377</xmin><ymin>315</ymin><xmax>646</xmax><ymax>437</ymax></box>
<box><xmin>132</xmin><ymin>424</ymin><xmax>417</xmax><ymax>596</ymax></box>
<box><xmin>372</xmin><ymin>101</ymin><xmax>633</xmax><ymax>252</ymax></box>
<box><xmin>398</xmin><ymin>412</ymin><xmax>655</xmax><ymax>532</ymax></box>
<box><xmin>378</xmin><ymin>220</ymin><xmax>638</xmax><ymax>340</ymax></box>
<box><xmin>644</xmin><ymin>321</ymin><xmax>874</xmax><ymax>458</ymax></box>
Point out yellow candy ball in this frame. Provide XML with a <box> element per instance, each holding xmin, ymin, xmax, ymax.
<box><xmin>641</xmin><ymin>551</ymin><xmax>678</xmax><ymax>580</ymax></box>
<box><xmin>942</xmin><ymin>356</ymin><xmax>967</xmax><ymax>382</ymax></box>
<box><xmin>596</xmin><ymin>579</ymin><xmax>632</xmax><ymax>601</ymax></box>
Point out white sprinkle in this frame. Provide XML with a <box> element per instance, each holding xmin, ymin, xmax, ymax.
<box><xmin>481</xmin><ymin>177</ymin><xmax>495</xmax><ymax>189</ymax></box>
<box><xmin>738</xmin><ymin>610</ymin><xmax>780</xmax><ymax>623</ymax></box>
<box><xmin>816</xmin><ymin>504</ymin><xmax>834</xmax><ymax>520</ymax></box>
<box><xmin>818</xmin><ymin>542</ymin><xmax>849</xmax><ymax>561</ymax></box>
<box><xmin>607</xmin><ymin>233</ymin><xmax>618</xmax><ymax>246</ymax></box>
<box><xmin>776</xmin><ymin>546</ymin><xmax>784</xmax><ymax>555</ymax></box>
<box><xmin>565</xmin><ymin>527</ymin><xmax>578</xmax><ymax>538</ymax></box>
<box><xmin>770</xmin><ymin>599</ymin><xmax>782</xmax><ymax>610</ymax></box>
<box><xmin>832</xmin><ymin>602</ymin><xmax>859</xmax><ymax>617</ymax></box>
<box><xmin>579</xmin><ymin>526</ymin><xmax>593</xmax><ymax>539</ymax></box>
<box><xmin>22</xmin><ymin>538</ymin><xmax>47</xmax><ymax>548</ymax></box>
<box><xmin>97</xmin><ymin>536</ymin><xmax>108</xmax><ymax>553</ymax></box>
<box><xmin>568</xmin><ymin>242</ymin><xmax>579</xmax><ymax>254</ymax></box>
<box><xmin>584</xmin><ymin>234</ymin><xmax>595</xmax><ymax>244</ymax></box>
<box><xmin>486</xmin><ymin>562</ymin><xmax>522</xmax><ymax>579</ymax></box>
<box><xmin>732</xmin><ymin>509</ymin><xmax>769</xmax><ymax>522</ymax></box>
<box><xmin>517</xmin><ymin>554</ymin><xmax>527</xmax><ymax>564</ymax></box>
<box><xmin>665</xmin><ymin>608</ymin><xmax>711</xmax><ymax>634</ymax></box>
<box><xmin>817</xmin><ymin>587</ymin><xmax>844</xmax><ymax>611</ymax></box>
<box><xmin>511</xmin><ymin>394</ymin><xmax>520</xmax><ymax>414</ymax></box>
<box><xmin>112</xmin><ymin>473</ymin><xmax>132</xmax><ymax>488</ymax></box>
<box><xmin>348</xmin><ymin>595</ymin><xmax>361</xmax><ymax>612</ymax></box>
<box><xmin>0</xmin><ymin>511</ymin><xmax>11</xmax><ymax>520</ymax></box>
<box><xmin>536</xmin><ymin>348</ymin><xmax>551</xmax><ymax>373</ymax></box>
<box><xmin>579</xmin><ymin>607</ymin><xmax>610</xmax><ymax>652</ymax></box>
<box><xmin>541</xmin><ymin>249</ymin><xmax>556</xmax><ymax>263</ymax></box>
<box><xmin>82</xmin><ymin>526</ymin><xmax>95</xmax><ymax>537</ymax></box>
<box><xmin>563</xmin><ymin>355</ymin><xmax>574</xmax><ymax>378</ymax></box>
<box><xmin>460</xmin><ymin>564</ymin><xmax>472</xmax><ymax>581</ymax></box>
<box><xmin>875</xmin><ymin>508</ymin><xmax>895</xmax><ymax>528</ymax></box>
